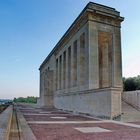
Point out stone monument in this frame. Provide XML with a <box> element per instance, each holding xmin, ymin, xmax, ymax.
<box><xmin>38</xmin><ymin>2</ymin><xmax>124</xmax><ymax>119</ymax></box>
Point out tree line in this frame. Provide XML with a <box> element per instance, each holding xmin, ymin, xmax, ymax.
<box><xmin>13</xmin><ymin>96</ymin><xmax>37</xmax><ymax>103</ymax></box>
<box><xmin>123</xmin><ymin>75</ymin><xmax>140</xmax><ymax>91</ymax></box>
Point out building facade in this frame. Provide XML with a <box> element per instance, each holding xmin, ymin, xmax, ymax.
<box><xmin>38</xmin><ymin>2</ymin><xmax>124</xmax><ymax>119</ymax></box>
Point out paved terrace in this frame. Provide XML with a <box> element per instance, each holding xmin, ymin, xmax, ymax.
<box><xmin>8</xmin><ymin>102</ymin><xmax>140</xmax><ymax>140</ymax></box>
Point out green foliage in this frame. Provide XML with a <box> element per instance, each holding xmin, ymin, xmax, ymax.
<box><xmin>0</xmin><ymin>104</ymin><xmax>9</xmax><ymax>113</ymax></box>
<box><xmin>123</xmin><ymin>75</ymin><xmax>140</xmax><ymax>91</ymax></box>
<box><xmin>13</xmin><ymin>96</ymin><xmax>37</xmax><ymax>103</ymax></box>
<box><xmin>135</xmin><ymin>75</ymin><xmax>140</xmax><ymax>90</ymax></box>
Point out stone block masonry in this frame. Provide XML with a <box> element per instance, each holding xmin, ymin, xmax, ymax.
<box><xmin>123</xmin><ymin>90</ymin><xmax>140</xmax><ymax>109</ymax></box>
<box><xmin>38</xmin><ymin>2</ymin><xmax>124</xmax><ymax>119</ymax></box>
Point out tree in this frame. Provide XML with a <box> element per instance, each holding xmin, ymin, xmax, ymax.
<box><xmin>123</xmin><ymin>75</ymin><xmax>140</xmax><ymax>91</ymax></box>
<box><xmin>135</xmin><ymin>75</ymin><xmax>140</xmax><ymax>90</ymax></box>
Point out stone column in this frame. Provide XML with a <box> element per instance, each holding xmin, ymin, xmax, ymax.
<box><xmin>40</xmin><ymin>72</ymin><xmax>44</xmax><ymax>105</ymax></box>
<box><xmin>59</xmin><ymin>55</ymin><xmax>62</xmax><ymax>90</ymax></box>
<box><xmin>74</xmin><ymin>40</ymin><xmax>78</xmax><ymax>87</ymax></box>
<box><xmin>43</xmin><ymin>72</ymin><xmax>45</xmax><ymax>94</ymax></box>
<box><xmin>39</xmin><ymin>72</ymin><xmax>42</xmax><ymax>98</ymax></box>
<box><xmin>61</xmin><ymin>54</ymin><xmax>64</xmax><ymax>90</ymax></box>
<box><xmin>42</xmin><ymin>72</ymin><xmax>45</xmax><ymax>105</ymax></box>
<box><xmin>71</xmin><ymin>43</ymin><xmax>75</xmax><ymax>87</ymax></box>
<box><xmin>85</xmin><ymin>30</ymin><xmax>89</xmax><ymax>86</ymax></box>
<box><xmin>69</xmin><ymin>41</ymin><xmax>78</xmax><ymax>89</ymax></box>
<box><xmin>88</xmin><ymin>21</ymin><xmax>99</xmax><ymax>89</ymax></box>
<box><xmin>65</xmin><ymin>49</ymin><xmax>69</xmax><ymax>91</ymax></box>
<box><xmin>77</xmin><ymin>39</ymin><xmax>80</xmax><ymax>87</ymax></box>
<box><xmin>63</xmin><ymin>51</ymin><xmax>66</xmax><ymax>90</ymax></box>
<box><xmin>79</xmin><ymin>33</ymin><xmax>86</xmax><ymax>86</ymax></box>
<box><xmin>57</xmin><ymin>57</ymin><xmax>60</xmax><ymax>90</ymax></box>
<box><xmin>54</xmin><ymin>59</ymin><xmax>58</xmax><ymax>91</ymax></box>
<box><xmin>67</xmin><ymin>46</ymin><xmax>71</xmax><ymax>88</ymax></box>
<box><xmin>113</xmin><ymin>27</ymin><xmax>123</xmax><ymax>88</ymax></box>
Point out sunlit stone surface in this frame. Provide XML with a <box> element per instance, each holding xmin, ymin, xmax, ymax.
<box><xmin>38</xmin><ymin>2</ymin><xmax>124</xmax><ymax>119</ymax></box>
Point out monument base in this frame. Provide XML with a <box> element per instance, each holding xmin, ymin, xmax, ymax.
<box><xmin>37</xmin><ymin>95</ymin><xmax>54</xmax><ymax>108</ymax></box>
<box><xmin>54</xmin><ymin>88</ymin><xmax>122</xmax><ymax>120</ymax></box>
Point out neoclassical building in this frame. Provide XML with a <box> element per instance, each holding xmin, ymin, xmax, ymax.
<box><xmin>38</xmin><ymin>2</ymin><xmax>124</xmax><ymax>119</ymax></box>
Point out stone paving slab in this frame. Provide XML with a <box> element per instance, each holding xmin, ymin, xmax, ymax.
<box><xmin>23</xmin><ymin>113</ymin><xmax>71</xmax><ymax>116</ymax></box>
<box><xmin>16</xmin><ymin>104</ymin><xmax>140</xmax><ymax>140</ymax></box>
<box><xmin>74</xmin><ymin>127</ymin><xmax>111</xmax><ymax>133</ymax></box>
<box><xmin>0</xmin><ymin>105</ymin><xmax>13</xmax><ymax>140</ymax></box>
<box><xmin>25</xmin><ymin>115</ymin><xmax>98</xmax><ymax>122</ymax></box>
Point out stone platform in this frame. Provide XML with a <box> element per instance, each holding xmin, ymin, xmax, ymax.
<box><xmin>12</xmin><ymin>103</ymin><xmax>140</xmax><ymax>140</ymax></box>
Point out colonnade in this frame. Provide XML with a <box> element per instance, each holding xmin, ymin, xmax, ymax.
<box><xmin>56</xmin><ymin>32</ymin><xmax>87</xmax><ymax>91</ymax></box>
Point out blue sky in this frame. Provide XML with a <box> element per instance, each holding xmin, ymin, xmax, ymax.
<box><xmin>0</xmin><ymin>0</ymin><xmax>140</xmax><ymax>99</ymax></box>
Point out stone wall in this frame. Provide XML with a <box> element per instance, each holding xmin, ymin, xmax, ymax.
<box><xmin>54</xmin><ymin>88</ymin><xmax>122</xmax><ymax>119</ymax></box>
<box><xmin>0</xmin><ymin>105</ymin><xmax>13</xmax><ymax>140</ymax></box>
<box><xmin>122</xmin><ymin>90</ymin><xmax>140</xmax><ymax>109</ymax></box>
